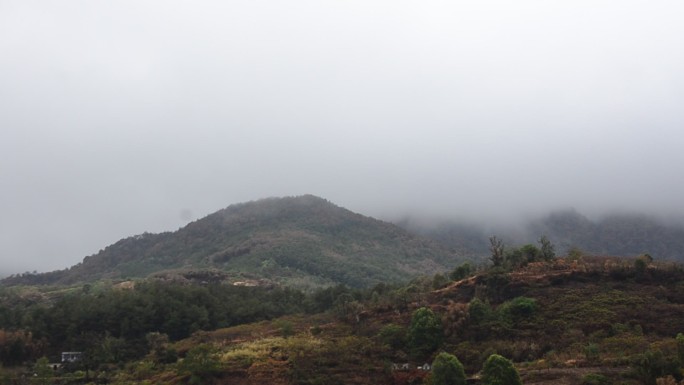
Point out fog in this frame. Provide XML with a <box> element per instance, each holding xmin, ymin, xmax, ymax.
<box><xmin>2</xmin><ymin>1</ymin><xmax>683</xmax><ymax>276</ymax></box>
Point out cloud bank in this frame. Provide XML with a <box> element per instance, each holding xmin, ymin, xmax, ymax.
<box><xmin>2</xmin><ymin>1</ymin><xmax>683</xmax><ymax>275</ymax></box>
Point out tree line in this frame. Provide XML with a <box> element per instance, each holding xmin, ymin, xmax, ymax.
<box><xmin>0</xmin><ymin>281</ymin><xmax>335</xmax><ymax>366</ymax></box>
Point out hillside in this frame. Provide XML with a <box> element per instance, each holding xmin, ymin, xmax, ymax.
<box><xmin>135</xmin><ymin>257</ymin><xmax>684</xmax><ymax>385</ymax></box>
<box><xmin>401</xmin><ymin>210</ymin><xmax>684</xmax><ymax>262</ymax></box>
<box><xmin>2</xmin><ymin>195</ymin><xmax>462</xmax><ymax>288</ymax></box>
<box><xmin>3</xmin><ymin>255</ymin><xmax>684</xmax><ymax>384</ymax></box>
<box><xmin>529</xmin><ymin>210</ymin><xmax>684</xmax><ymax>259</ymax></box>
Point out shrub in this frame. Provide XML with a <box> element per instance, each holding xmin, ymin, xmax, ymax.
<box><xmin>274</xmin><ymin>320</ymin><xmax>294</xmax><ymax>338</ymax></box>
<box><xmin>377</xmin><ymin>324</ymin><xmax>407</xmax><ymax>351</ymax></box>
<box><xmin>584</xmin><ymin>343</ymin><xmax>600</xmax><ymax>361</ymax></box>
<box><xmin>582</xmin><ymin>373</ymin><xmax>610</xmax><ymax>385</ymax></box>
<box><xmin>408</xmin><ymin>307</ymin><xmax>443</xmax><ymax>358</ymax></box>
<box><xmin>468</xmin><ymin>298</ymin><xmax>493</xmax><ymax>324</ymax></box>
<box><xmin>632</xmin><ymin>349</ymin><xmax>680</xmax><ymax>385</ymax></box>
<box><xmin>676</xmin><ymin>333</ymin><xmax>684</xmax><ymax>365</ymax></box>
<box><xmin>503</xmin><ymin>297</ymin><xmax>537</xmax><ymax>318</ymax></box>
<box><xmin>481</xmin><ymin>354</ymin><xmax>522</xmax><ymax>385</ymax></box>
<box><xmin>450</xmin><ymin>262</ymin><xmax>474</xmax><ymax>281</ymax></box>
<box><xmin>178</xmin><ymin>344</ymin><xmax>220</xmax><ymax>384</ymax></box>
<box><xmin>431</xmin><ymin>352</ymin><xmax>466</xmax><ymax>385</ymax></box>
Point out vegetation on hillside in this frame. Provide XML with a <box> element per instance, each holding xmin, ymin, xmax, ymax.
<box><xmin>4</xmin><ymin>200</ymin><xmax>684</xmax><ymax>385</ymax></box>
<box><xmin>401</xmin><ymin>210</ymin><xmax>684</xmax><ymax>263</ymax></box>
<box><xmin>3</xmin><ymin>195</ymin><xmax>462</xmax><ymax>288</ymax></box>
<box><xmin>4</xmin><ymin>244</ymin><xmax>684</xmax><ymax>384</ymax></box>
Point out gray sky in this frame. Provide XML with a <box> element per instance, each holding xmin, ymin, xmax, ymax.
<box><xmin>2</xmin><ymin>1</ymin><xmax>684</xmax><ymax>276</ymax></box>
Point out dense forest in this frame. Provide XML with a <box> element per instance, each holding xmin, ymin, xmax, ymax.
<box><xmin>0</xmin><ymin>281</ymin><xmax>370</xmax><ymax>367</ymax></box>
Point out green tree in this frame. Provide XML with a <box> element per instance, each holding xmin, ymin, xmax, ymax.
<box><xmin>430</xmin><ymin>352</ymin><xmax>466</xmax><ymax>385</ymax></box>
<box><xmin>408</xmin><ymin>307</ymin><xmax>443</xmax><ymax>358</ymax></box>
<box><xmin>274</xmin><ymin>320</ymin><xmax>294</xmax><ymax>338</ymax></box>
<box><xmin>33</xmin><ymin>356</ymin><xmax>53</xmax><ymax>385</ymax></box>
<box><xmin>147</xmin><ymin>332</ymin><xmax>177</xmax><ymax>363</ymax></box>
<box><xmin>481</xmin><ymin>354</ymin><xmax>522</xmax><ymax>385</ymax></box>
<box><xmin>178</xmin><ymin>344</ymin><xmax>220</xmax><ymax>385</ymax></box>
<box><xmin>676</xmin><ymin>333</ymin><xmax>684</xmax><ymax>365</ymax></box>
<box><xmin>519</xmin><ymin>244</ymin><xmax>541</xmax><ymax>264</ymax></box>
<box><xmin>377</xmin><ymin>324</ymin><xmax>407</xmax><ymax>351</ymax></box>
<box><xmin>432</xmin><ymin>273</ymin><xmax>449</xmax><ymax>290</ymax></box>
<box><xmin>450</xmin><ymin>262</ymin><xmax>474</xmax><ymax>281</ymax></box>
<box><xmin>635</xmin><ymin>258</ymin><xmax>648</xmax><ymax>275</ymax></box>
<box><xmin>567</xmin><ymin>247</ymin><xmax>584</xmax><ymax>261</ymax></box>
<box><xmin>538</xmin><ymin>235</ymin><xmax>556</xmax><ymax>261</ymax></box>
<box><xmin>468</xmin><ymin>298</ymin><xmax>493</xmax><ymax>324</ymax></box>
<box><xmin>501</xmin><ymin>297</ymin><xmax>537</xmax><ymax>321</ymax></box>
<box><xmin>633</xmin><ymin>349</ymin><xmax>680</xmax><ymax>385</ymax></box>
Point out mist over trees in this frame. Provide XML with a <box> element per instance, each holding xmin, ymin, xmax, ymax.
<box><xmin>398</xmin><ymin>209</ymin><xmax>684</xmax><ymax>262</ymax></box>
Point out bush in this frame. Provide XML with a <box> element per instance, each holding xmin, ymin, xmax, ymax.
<box><xmin>178</xmin><ymin>344</ymin><xmax>220</xmax><ymax>384</ymax></box>
<box><xmin>676</xmin><ymin>333</ymin><xmax>684</xmax><ymax>365</ymax></box>
<box><xmin>481</xmin><ymin>354</ymin><xmax>522</xmax><ymax>385</ymax></box>
<box><xmin>450</xmin><ymin>262</ymin><xmax>474</xmax><ymax>281</ymax></box>
<box><xmin>502</xmin><ymin>297</ymin><xmax>537</xmax><ymax>319</ymax></box>
<box><xmin>407</xmin><ymin>307</ymin><xmax>443</xmax><ymax>358</ymax></box>
<box><xmin>582</xmin><ymin>373</ymin><xmax>610</xmax><ymax>385</ymax></box>
<box><xmin>584</xmin><ymin>343</ymin><xmax>600</xmax><ymax>361</ymax></box>
<box><xmin>468</xmin><ymin>299</ymin><xmax>493</xmax><ymax>324</ymax></box>
<box><xmin>430</xmin><ymin>352</ymin><xmax>466</xmax><ymax>385</ymax></box>
<box><xmin>377</xmin><ymin>324</ymin><xmax>407</xmax><ymax>351</ymax></box>
<box><xmin>632</xmin><ymin>349</ymin><xmax>680</xmax><ymax>385</ymax></box>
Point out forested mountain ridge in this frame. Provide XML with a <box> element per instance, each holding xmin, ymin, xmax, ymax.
<box><xmin>401</xmin><ymin>210</ymin><xmax>684</xmax><ymax>262</ymax></box>
<box><xmin>2</xmin><ymin>195</ymin><xmax>462</xmax><ymax>288</ymax></box>
<box><xmin>530</xmin><ymin>210</ymin><xmax>684</xmax><ymax>259</ymax></box>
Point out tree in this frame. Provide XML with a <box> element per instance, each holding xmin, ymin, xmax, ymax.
<box><xmin>506</xmin><ymin>244</ymin><xmax>542</xmax><ymax>268</ymax></box>
<box><xmin>633</xmin><ymin>349</ymin><xmax>680</xmax><ymax>385</ymax></box>
<box><xmin>503</xmin><ymin>297</ymin><xmax>537</xmax><ymax>319</ymax></box>
<box><xmin>432</xmin><ymin>273</ymin><xmax>449</xmax><ymax>290</ymax></box>
<box><xmin>468</xmin><ymin>298</ymin><xmax>492</xmax><ymax>324</ymax></box>
<box><xmin>178</xmin><ymin>344</ymin><xmax>220</xmax><ymax>385</ymax></box>
<box><xmin>538</xmin><ymin>235</ymin><xmax>556</xmax><ymax>261</ymax></box>
<box><xmin>489</xmin><ymin>236</ymin><xmax>505</xmax><ymax>267</ymax></box>
<box><xmin>635</xmin><ymin>258</ymin><xmax>648</xmax><ymax>275</ymax></box>
<box><xmin>635</xmin><ymin>254</ymin><xmax>653</xmax><ymax>278</ymax></box>
<box><xmin>33</xmin><ymin>356</ymin><xmax>53</xmax><ymax>385</ymax></box>
<box><xmin>519</xmin><ymin>244</ymin><xmax>541</xmax><ymax>265</ymax></box>
<box><xmin>430</xmin><ymin>352</ymin><xmax>466</xmax><ymax>385</ymax></box>
<box><xmin>377</xmin><ymin>324</ymin><xmax>407</xmax><ymax>351</ymax></box>
<box><xmin>450</xmin><ymin>262</ymin><xmax>474</xmax><ymax>281</ymax></box>
<box><xmin>481</xmin><ymin>354</ymin><xmax>522</xmax><ymax>385</ymax></box>
<box><xmin>408</xmin><ymin>307</ymin><xmax>443</xmax><ymax>358</ymax></box>
<box><xmin>147</xmin><ymin>332</ymin><xmax>176</xmax><ymax>364</ymax></box>
<box><xmin>676</xmin><ymin>333</ymin><xmax>684</xmax><ymax>365</ymax></box>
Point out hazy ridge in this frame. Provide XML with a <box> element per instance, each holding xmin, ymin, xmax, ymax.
<box><xmin>2</xmin><ymin>195</ymin><xmax>462</xmax><ymax>288</ymax></box>
<box><xmin>398</xmin><ymin>209</ymin><xmax>684</xmax><ymax>262</ymax></box>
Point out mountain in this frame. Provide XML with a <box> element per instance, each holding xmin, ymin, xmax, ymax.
<box><xmin>2</xmin><ymin>195</ymin><xmax>463</xmax><ymax>288</ymax></box>
<box><xmin>530</xmin><ymin>210</ymin><xmax>684</xmax><ymax>259</ymax></box>
<box><xmin>400</xmin><ymin>210</ymin><xmax>684</xmax><ymax>262</ymax></box>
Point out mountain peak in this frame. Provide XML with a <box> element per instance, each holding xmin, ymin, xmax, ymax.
<box><xmin>3</xmin><ymin>196</ymin><xmax>462</xmax><ymax>288</ymax></box>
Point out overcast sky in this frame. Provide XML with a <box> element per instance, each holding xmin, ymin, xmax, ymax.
<box><xmin>2</xmin><ymin>1</ymin><xmax>683</xmax><ymax>276</ymax></box>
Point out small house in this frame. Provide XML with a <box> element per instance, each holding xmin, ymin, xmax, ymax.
<box><xmin>61</xmin><ymin>352</ymin><xmax>82</xmax><ymax>363</ymax></box>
